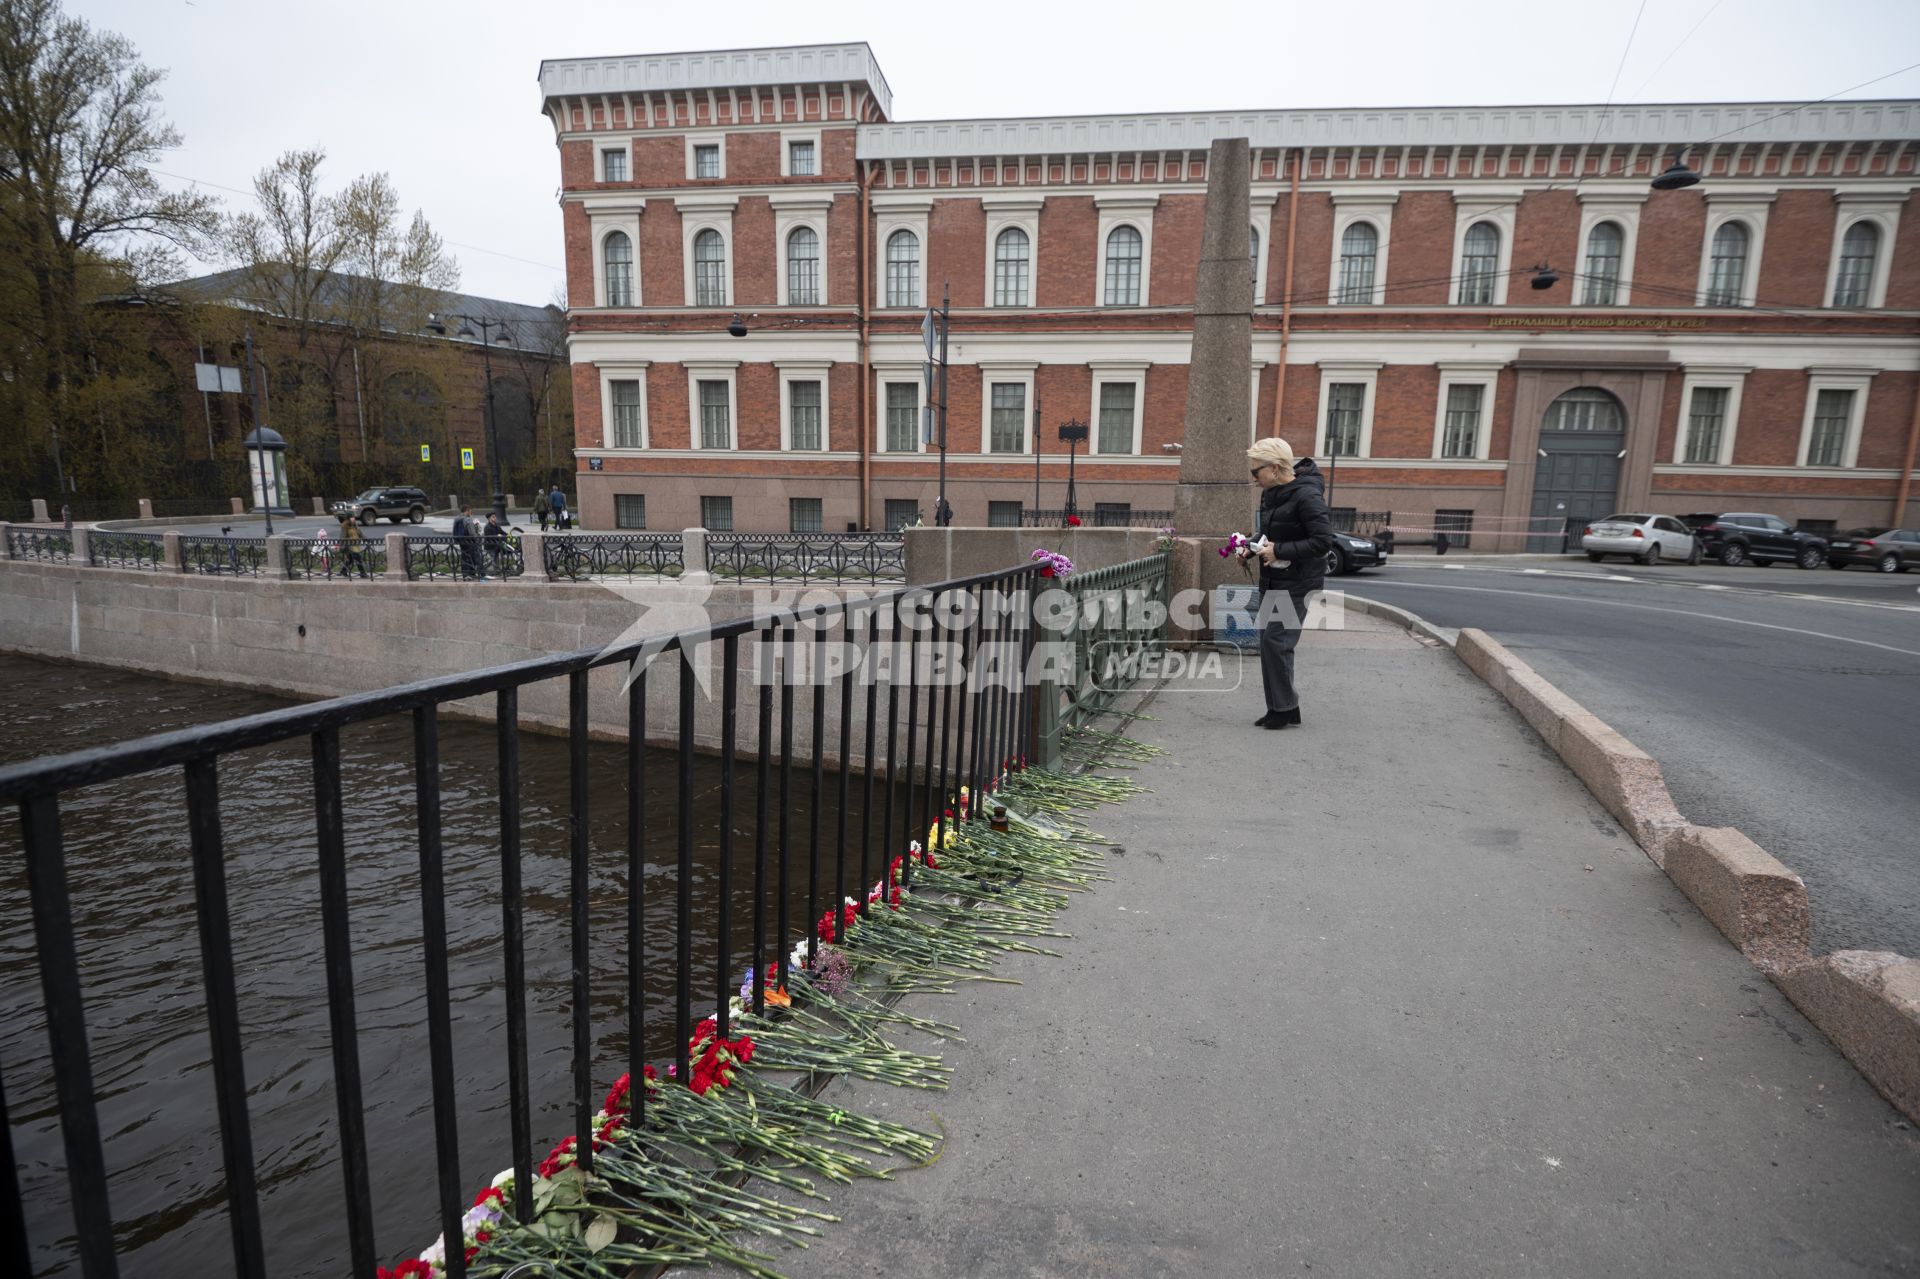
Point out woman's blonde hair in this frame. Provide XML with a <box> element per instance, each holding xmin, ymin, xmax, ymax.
<box><xmin>1247</xmin><ymin>436</ymin><xmax>1296</xmax><ymax>482</ymax></box>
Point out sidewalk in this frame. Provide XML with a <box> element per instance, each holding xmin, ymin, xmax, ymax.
<box><xmin>752</xmin><ymin>614</ymin><xmax>1920</xmax><ymax>1278</ymax></box>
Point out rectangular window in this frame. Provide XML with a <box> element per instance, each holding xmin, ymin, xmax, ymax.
<box><xmin>885</xmin><ymin>383</ymin><xmax>919</xmax><ymax>452</ymax></box>
<box><xmin>601</xmin><ymin>148</ymin><xmax>628</xmax><ymax>182</ymax></box>
<box><xmin>1808</xmin><ymin>388</ymin><xmax>1853</xmax><ymax>467</ymax></box>
<box><xmin>1324</xmin><ymin>383</ymin><xmax>1365</xmax><ymax>457</ymax></box>
<box><xmin>614</xmin><ymin>494</ymin><xmax>646</xmax><ymax>529</ymax></box>
<box><xmin>788</xmin><ymin>140</ymin><xmax>816</xmax><ymax>176</ymax></box>
<box><xmin>789</xmin><ymin>380</ymin><xmax>822</xmax><ymax>450</ymax></box>
<box><xmin>1435</xmin><ymin>508</ymin><xmax>1474</xmax><ymax>550</ymax></box>
<box><xmin>697</xmin><ymin>380</ymin><xmax>731</xmax><ymax>449</ymax></box>
<box><xmin>609</xmin><ymin>379</ymin><xmax>644</xmax><ymax>448</ymax></box>
<box><xmin>884</xmin><ymin>498</ymin><xmax>919</xmax><ymax>531</ymax></box>
<box><xmin>1683</xmin><ymin>386</ymin><xmax>1728</xmax><ymax>464</ymax></box>
<box><xmin>1440</xmin><ymin>383</ymin><xmax>1482</xmax><ymax>459</ymax></box>
<box><xmin>789</xmin><ymin>497</ymin><xmax>823</xmax><ymax>533</ymax></box>
<box><xmin>1096</xmin><ymin>382</ymin><xmax>1136</xmax><ymax>454</ymax></box>
<box><xmin>988</xmin><ymin>383</ymin><xmax>1026</xmax><ymax>453</ymax></box>
<box><xmin>694</xmin><ymin>144</ymin><xmax>720</xmax><ymax>179</ymax></box>
<box><xmin>988</xmin><ymin>501</ymin><xmax>1023</xmax><ymax>528</ymax></box>
<box><xmin>700</xmin><ymin>495</ymin><xmax>733</xmax><ymax>531</ymax></box>
<box><xmin>1327</xmin><ymin>506</ymin><xmax>1358</xmax><ymax>533</ymax></box>
<box><xmin>1093</xmin><ymin>502</ymin><xmax>1133</xmax><ymax>527</ymax></box>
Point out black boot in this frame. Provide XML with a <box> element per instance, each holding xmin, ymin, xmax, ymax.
<box><xmin>1255</xmin><ymin>711</ymin><xmax>1283</xmax><ymax>727</ymax></box>
<box><xmin>1263</xmin><ymin>707</ymin><xmax>1303</xmax><ymax>729</ymax></box>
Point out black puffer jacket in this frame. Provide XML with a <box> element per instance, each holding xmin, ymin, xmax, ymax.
<box><xmin>1258</xmin><ymin>473</ymin><xmax>1334</xmax><ymax>589</ymax></box>
<box><xmin>1292</xmin><ymin>457</ymin><xmax>1325</xmax><ymax>495</ymax></box>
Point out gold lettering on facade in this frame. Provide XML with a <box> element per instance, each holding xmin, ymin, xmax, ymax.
<box><xmin>1487</xmin><ymin>316</ymin><xmax>1708</xmax><ymax>329</ymax></box>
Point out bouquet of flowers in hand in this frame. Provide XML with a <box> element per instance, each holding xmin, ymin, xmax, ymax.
<box><xmin>1031</xmin><ymin>547</ymin><xmax>1074</xmax><ymax>578</ymax></box>
<box><xmin>1218</xmin><ymin>533</ymin><xmax>1269</xmax><ymax>579</ymax></box>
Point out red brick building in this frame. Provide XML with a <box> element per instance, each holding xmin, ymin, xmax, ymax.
<box><xmin>539</xmin><ymin>43</ymin><xmax>1920</xmax><ymax>546</ymax></box>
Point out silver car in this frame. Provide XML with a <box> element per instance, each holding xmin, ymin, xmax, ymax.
<box><xmin>1581</xmin><ymin>513</ymin><xmax>1701</xmax><ymax>565</ymax></box>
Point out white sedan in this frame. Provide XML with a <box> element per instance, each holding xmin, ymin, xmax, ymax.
<box><xmin>1581</xmin><ymin>513</ymin><xmax>1702</xmax><ymax>565</ymax></box>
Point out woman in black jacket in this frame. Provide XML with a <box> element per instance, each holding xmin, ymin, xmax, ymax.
<box><xmin>1245</xmin><ymin>437</ymin><xmax>1334</xmax><ymax>729</ymax></box>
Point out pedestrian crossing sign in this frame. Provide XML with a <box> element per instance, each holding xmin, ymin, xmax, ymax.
<box><xmin>460</xmin><ymin>448</ymin><xmax>475</xmax><ymax>471</ymax></box>
<box><xmin>420</xmin><ymin>444</ymin><xmax>431</xmax><ymax>462</ymax></box>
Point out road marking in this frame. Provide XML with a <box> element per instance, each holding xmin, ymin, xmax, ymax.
<box><xmin>1364</xmin><ymin>580</ymin><xmax>1920</xmax><ymax>660</ymax></box>
<box><xmin>1387</xmin><ymin>563</ymin><xmax>1920</xmax><ymax>612</ymax></box>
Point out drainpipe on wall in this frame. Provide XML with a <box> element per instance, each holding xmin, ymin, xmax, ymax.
<box><xmin>858</xmin><ymin>160</ymin><xmax>874</xmax><ymax>530</ymax></box>
<box><xmin>1270</xmin><ymin>147</ymin><xmax>1302</xmax><ymax>438</ymax></box>
<box><xmin>1895</xmin><ymin>378</ymin><xmax>1920</xmax><ymax>524</ymax></box>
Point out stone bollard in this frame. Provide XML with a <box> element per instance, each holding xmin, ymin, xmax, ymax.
<box><xmin>32</xmin><ymin>498</ymin><xmax>48</xmax><ymax>523</ymax></box>
<box><xmin>311</xmin><ymin>496</ymin><xmax>326</xmax><ymax>516</ymax></box>
<box><xmin>265</xmin><ymin>534</ymin><xmax>289</xmax><ymax>577</ymax></box>
<box><xmin>229</xmin><ymin>497</ymin><xmax>245</xmax><ymax>516</ymax></box>
<box><xmin>681</xmin><ymin>526</ymin><xmax>710</xmax><ymax>578</ymax></box>
<box><xmin>70</xmin><ymin>526</ymin><xmax>92</xmax><ymax>565</ymax></box>
<box><xmin>505</xmin><ymin>492</ymin><xmax>516</xmax><ymax>510</ymax></box>
<box><xmin>138</xmin><ymin>498</ymin><xmax>154</xmax><ymax>520</ymax></box>
<box><xmin>383</xmin><ymin>531</ymin><xmax>408</xmax><ymax>579</ymax></box>
<box><xmin>0</xmin><ymin>522</ymin><xmax>11</xmax><ymax>558</ymax></box>
<box><xmin>163</xmin><ymin>530</ymin><xmax>185</xmax><ymax>573</ymax></box>
<box><xmin>519</xmin><ymin>530</ymin><xmax>546</xmax><ymax>580</ymax></box>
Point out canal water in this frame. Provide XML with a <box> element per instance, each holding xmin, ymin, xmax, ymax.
<box><xmin>0</xmin><ymin>654</ymin><xmax>910</xmax><ymax>1277</ymax></box>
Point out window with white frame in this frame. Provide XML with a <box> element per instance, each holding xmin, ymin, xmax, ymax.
<box><xmin>1104</xmin><ymin>226</ymin><xmax>1142</xmax><ymax>306</ymax></box>
<box><xmin>1683</xmin><ymin>386</ymin><xmax>1730</xmax><ymax>464</ymax></box>
<box><xmin>601</xmin><ymin>148</ymin><xmax>628</xmax><ymax>182</ymax></box>
<box><xmin>1806</xmin><ymin>388</ymin><xmax>1856</xmax><ymax>467</ymax></box>
<box><xmin>987</xmin><ymin>501</ymin><xmax>1023</xmax><ymax>528</ymax></box>
<box><xmin>614</xmin><ymin>494</ymin><xmax>646</xmax><ymax>529</ymax></box>
<box><xmin>697</xmin><ymin>380</ymin><xmax>731</xmax><ymax>449</ymax></box>
<box><xmin>603</xmin><ymin>231</ymin><xmax>634</xmax><ymax>307</ymax></box>
<box><xmin>700</xmin><ymin>495</ymin><xmax>733</xmax><ymax>531</ymax></box>
<box><xmin>788</xmin><ymin>379</ymin><xmax>822</xmax><ymax>450</ymax></box>
<box><xmin>1324</xmin><ymin>383</ymin><xmax>1365</xmax><ymax>456</ymax></box>
<box><xmin>1582</xmin><ymin>222</ymin><xmax>1623</xmax><ymax>305</ymax></box>
<box><xmin>693</xmin><ymin>229</ymin><xmax>727</xmax><ymax>306</ymax></box>
<box><xmin>988</xmin><ymin>383</ymin><xmax>1026</xmax><ymax>453</ymax></box>
<box><xmin>883</xmin><ymin>498</ymin><xmax>919</xmax><ymax>531</ymax></box>
<box><xmin>1439</xmin><ymin>384</ymin><xmax>1483</xmax><ymax>458</ymax></box>
<box><xmin>788</xmin><ymin>140</ymin><xmax>816</xmax><ymax>176</ymax></box>
<box><xmin>1459</xmin><ymin>222</ymin><xmax>1500</xmax><ymax>305</ymax></box>
<box><xmin>789</xmin><ymin>497</ymin><xmax>823</xmax><ymax>532</ymax></box>
<box><xmin>694</xmin><ymin>144</ymin><xmax>720</xmax><ymax>179</ymax></box>
<box><xmin>884</xmin><ymin>382</ymin><xmax>919</xmax><ymax>452</ymax></box>
<box><xmin>1832</xmin><ymin>221</ymin><xmax>1879</xmax><ymax>307</ymax></box>
<box><xmin>610</xmin><ymin>379</ymin><xmax>643</xmax><ymax>448</ymax></box>
<box><xmin>1096</xmin><ymin>382</ymin><xmax>1136</xmax><ymax>454</ymax></box>
<box><xmin>885</xmin><ymin>230</ymin><xmax>919</xmax><ymax>307</ymax></box>
<box><xmin>1705</xmin><ymin>222</ymin><xmax>1749</xmax><ymax>307</ymax></box>
<box><xmin>993</xmin><ymin>228</ymin><xmax>1030</xmax><ymax>306</ymax></box>
<box><xmin>1337</xmin><ymin>222</ymin><xmax>1378</xmax><ymax>305</ymax></box>
<box><xmin>787</xmin><ymin>226</ymin><xmax>820</xmax><ymax>305</ymax></box>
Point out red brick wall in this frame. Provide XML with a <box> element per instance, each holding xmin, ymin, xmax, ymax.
<box><xmin>1756</xmin><ymin>189</ymin><xmax>1836</xmax><ymax>307</ymax></box>
<box><xmin>945</xmin><ymin>365</ymin><xmax>982</xmax><ymax>452</ymax></box>
<box><xmin>646</xmin><ymin>363</ymin><xmax>688</xmax><ymax>449</ymax></box>
<box><xmin>634</xmin><ymin>136</ymin><xmax>683</xmax><ymax>187</ymax></box>
<box><xmin>1732</xmin><ymin>369</ymin><xmax>1805</xmax><ymax>465</ymax></box>
<box><xmin>1371</xmin><ymin>364</ymin><xmax>1441</xmax><ymax>458</ymax></box>
<box><xmin>737</xmin><ymin>364</ymin><xmax>779</xmax><ymax>449</ymax></box>
<box><xmin>1634</xmin><ymin>189</ymin><xmax>1707</xmax><ymax>307</ymax></box>
<box><xmin>1387</xmin><ymin>192</ymin><xmax>1454</xmax><ymax>306</ymax></box>
<box><xmin>1037</xmin><ymin>197</ymin><xmax>1096</xmax><ymax>308</ymax></box>
<box><xmin>1149</xmin><ymin>195</ymin><xmax>1205</xmax><ymax>306</ymax></box>
<box><xmin>560</xmin><ymin>140</ymin><xmax>594</xmax><ymax>187</ymax></box>
<box><xmin>1288</xmin><ymin>192</ymin><xmax>1334</xmax><ymax>306</ymax></box>
<box><xmin>1279</xmin><ymin>364</ymin><xmax>1320</xmax><ymax>444</ymax></box>
<box><xmin>641</xmin><ymin>202</ymin><xmax>683</xmax><ymax>307</ymax></box>
<box><xmin>1144</xmin><ymin>365</ymin><xmax>1188</xmax><ymax>451</ymax></box>
<box><xmin>929</xmin><ymin>199</ymin><xmax>986</xmax><ymax>308</ymax></box>
<box><xmin>573</xmin><ymin>364</ymin><xmax>602</xmax><ymax>449</ymax></box>
<box><xmin>1859</xmin><ymin>371</ymin><xmax>1919</xmax><ymax>469</ymax></box>
<box><xmin>1885</xmin><ymin>194</ymin><xmax>1920</xmax><ymax>308</ymax></box>
<box><xmin>1037</xmin><ymin>364</ymin><xmax>1092</xmax><ymax>444</ymax></box>
<box><xmin>827</xmin><ymin>193</ymin><xmax>860</xmax><ymax>306</ymax></box>
<box><xmin>733</xmin><ymin>196</ymin><xmax>776</xmax><ymax>306</ymax></box>
<box><xmin>563</xmin><ymin>202</ymin><xmax>592</xmax><ymax>308</ymax></box>
<box><xmin>1513</xmin><ymin>190</ymin><xmax>1579</xmax><ymax>298</ymax></box>
<box><xmin>1652</xmin><ymin>370</ymin><xmax>1685</xmax><ymax>461</ymax></box>
<box><xmin>829</xmin><ymin>363</ymin><xmax>859</xmax><ymax>453</ymax></box>
<box><xmin>1486</xmin><ymin>368</ymin><xmax>1518</xmax><ymax>461</ymax></box>
<box><xmin>821</xmin><ymin>128</ymin><xmax>858</xmax><ymax>181</ymax></box>
<box><xmin>727</xmin><ymin>132</ymin><xmax>780</xmax><ymax>184</ymax></box>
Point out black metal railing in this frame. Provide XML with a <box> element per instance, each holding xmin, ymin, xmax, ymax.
<box><xmin>707</xmin><ymin>532</ymin><xmax>905</xmax><ymax>583</ymax></box>
<box><xmin>1329</xmin><ymin>509</ymin><xmax>1392</xmax><ymax>538</ymax></box>
<box><xmin>180</xmin><ymin>535</ymin><xmax>268</xmax><ymax>577</ymax></box>
<box><xmin>5</xmin><ymin>527</ymin><xmax>73</xmax><ymax>561</ymax></box>
<box><xmin>88</xmin><ymin>531</ymin><xmax>166</xmax><ymax>571</ymax></box>
<box><xmin>402</xmin><ymin>535</ymin><xmax>526</xmax><ymax>581</ymax></box>
<box><xmin>1020</xmin><ymin>508</ymin><xmax>1173</xmax><ymax>528</ymax></box>
<box><xmin>287</xmin><ymin>537</ymin><xmax>388</xmax><ymax>580</ymax></box>
<box><xmin>543</xmin><ymin>532</ymin><xmax>684</xmax><ymax>581</ymax></box>
<box><xmin>0</xmin><ymin>553</ymin><xmax>1144</xmax><ymax>1278</ymax></box>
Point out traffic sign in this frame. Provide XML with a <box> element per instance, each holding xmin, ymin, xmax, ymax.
<box><xmin>420</xmin><ymin>444</ymin><xmax>431</xmax><ymax>462</ymax></box>
<box><xmin>460</xmin><ymin>447</ymin><xmax>475</xmax><ymax>471</ymax></box>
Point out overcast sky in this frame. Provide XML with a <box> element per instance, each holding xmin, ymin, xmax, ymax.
<box><xmin>76</xmin><ymin>0</ymin><xmax>1920</xmax><ymax>306</ymax></box>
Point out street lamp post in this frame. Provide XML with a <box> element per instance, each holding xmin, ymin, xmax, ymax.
<box><xmin>1058</xmin><ymin>418</ymin><xmax>1088</xmax><ymax>521</ymax></box>
<box><xmin>429</xmin><ymin>313</ymin><xmax>511</xmax><ymax>525</ymax></box>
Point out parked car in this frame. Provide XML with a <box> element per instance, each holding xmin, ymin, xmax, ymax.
<box><xmin>330</xmin><ymin>487</ymin><xmax>429</xmax><ymax>525</ymax></box>
<box><xmin>1581</xmin><ymin>513</ymin><xmax>1701</xmax><ymax>565</ymax></box>
<box><xmin>1826</xmin><ymin>527</ymin><xmax>1920</xmax><ymax>572</ymax></box>
<box><xmin>1325</xmin><ymin>533</ymin><xmax>1385</xmax><ymax>576</ymax></box>
<box><xmin>1688</xmin><ymin>512</ymin><xmax>1828</xmax><ymax>569</ymax></box>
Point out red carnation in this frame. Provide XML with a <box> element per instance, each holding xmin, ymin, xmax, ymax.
<box><xmin>378</xmin><ymin>1262</ymin><xmax>436</xmax><ymax>1279</ymax></box>
<box><xmin>473</xmin><ymin>1186</ymin><xmax>504</xmax><ymax>1210</ymax></box>
<box><xmin>1066</xmin><ymin>514</ymin><xmax>1082</xmax><ymax>527</ymax></box>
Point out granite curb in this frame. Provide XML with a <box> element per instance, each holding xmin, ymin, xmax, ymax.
<box><xmin>1350</xmin><ymin>595</ymin><xmax>1920</xmax><ymax>1126</ymax></box>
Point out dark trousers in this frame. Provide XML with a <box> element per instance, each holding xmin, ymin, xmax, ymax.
<box><xmin>342</xmin><ymin>548</ymin><xmax>368</xmax><ymax>579</ymax></box>
<box><xmin>1257</xmin><ymin>585</ymin><xmax>1316</xmax><ymax>715</ymax></box>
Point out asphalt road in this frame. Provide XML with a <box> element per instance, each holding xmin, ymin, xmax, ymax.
<box><xmin>1345</xmin><ymin>555</ymin><xmax>1920</xmax><ymax>958</ymax></box>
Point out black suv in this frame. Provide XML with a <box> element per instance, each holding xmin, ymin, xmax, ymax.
<box><xmin>331</xmin><ymin>487</ymin><xmax>429</xmax><ymax>525</ymax></box>
<box><xmin>1685</xmin><ymin>512</ymin><xmax>1828</xmax><ymax>569</ymax></box>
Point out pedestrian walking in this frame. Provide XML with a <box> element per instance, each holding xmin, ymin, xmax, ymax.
<box><xmin>533</xmin><ymin>488</ymin><xmax>551</xmax><ymax>531</ymax></box>
<box><xmin>453</xmin><ymin>504</ymin><xmax>485</xmax><ymax>580</ymax></box>
<box><xmin>548</xmin><ymin>483</ymin><xmax>569</xmax><ymax>530</ymax></box>
<box><xmin>483</xmin><ymin>511</ymin><xmax>509</xmax><ymax>577</ymax></box>
<box><xmin>338</xmin><ymin>514</ymin><xmax>371</xmax><ymax>580</ymax></box>
<box><xmin>1245</xmin><ymin>437</ymin><xmax>1332</xmax><ymax>729</ymax></box>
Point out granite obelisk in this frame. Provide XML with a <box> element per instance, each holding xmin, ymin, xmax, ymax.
<box><xmin>1173</xmin><ymin>136</ymin><xmax>1255</xmax><ymax>537</ymax></box>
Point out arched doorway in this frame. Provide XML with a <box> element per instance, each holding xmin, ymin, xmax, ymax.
<box><xmin>1530</xmin><ymin>388</ymin><xmax>1625</xmax><ymax>537</ymax></box>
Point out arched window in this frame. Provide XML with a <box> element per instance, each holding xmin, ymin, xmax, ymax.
<box><xmin>786</xmin><ymin>226</ymin><xmax>820</xmax><ymax>305</ymax></box>
<box><xmin>1337</xmin><ymin>222</ymin><xmax>1378</xmax><ymax>304</ymax></box>
<box><xmin>1705</xmin><ymin>222</ymin><xmax>1749</xmax><ymax>307</ymax></box>
<box><xmin>884</xmin><ymin>229</ymin><xmax>919</xmax><ymax>307</ymax></box>
<box><xmin>1459</xmin><ymin>221</ymin><xmax>1499</xmax><ymax>304</ymax></box>
<box><xmin>993</xmin><ymin>227</ymin><xmax>1030</xmax><ymax>306</ymax></box>
<box><xmin>1249</xmin><ymin>227</ymin><xmax>1261</xmax><ymax>301</ymax></box>
<box><xmin>1582</xmin><ymin>222</ymin><xmax>1623</xmax><ymax>305</ymax></box>
<box><xmin>1541</xmin><ymin>387</ymin><xmax>1625</xmax><ymax>434</ymax></box>
<box><xmin>1104</xmin><ymin>225</ymin><xmax>1142</xmax><ymax>305</ymax></box>
<box><xmin>1832</xmin><ymin>221</ymin><xmax>1879</xmax><ymax>307</ymax></box>
<box><xmin>603</xmin><ymin>231</ymin><xmax>633</xmax><ymax>307</ymax></box>
<box><xmin>692</xmin><ymin>229</ymin><xmax>726</xmax><ymax>306</ymax></box>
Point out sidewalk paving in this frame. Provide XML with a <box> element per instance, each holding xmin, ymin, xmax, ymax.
<box><xmin>747</xmin><ymin>614</ymin><xmax>1920</xmax><ymax>1278</ymax></box>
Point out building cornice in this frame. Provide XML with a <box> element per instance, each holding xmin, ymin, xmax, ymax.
<box><xmin>540</xmin><ymin>43</ymin><xmax>891</xmax><ymax>118</ymax></box>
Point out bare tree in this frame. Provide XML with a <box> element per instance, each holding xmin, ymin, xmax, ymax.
<box><xmin>221</xmin><ymin>147</ymin><xmax>345</xmax><ymax>351</ymax></box>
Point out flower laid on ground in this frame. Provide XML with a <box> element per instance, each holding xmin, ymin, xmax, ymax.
<box><xmin>818</xmin><ymin>900</ymin><xmax>862</xmax><ymax>944</ymax></box>
<box><xmin>809</xmin><ymin>944</ymin><xmax>854</xmax><ymax>996</ymax></box>
<box><xmin>740</xmin><ymin>963</ymin><xmax>792</xmax><ymax>1008</ymax></box>
<box><xmin>1065</xmin><ymin>514</ymin><xmax>1082</xmax><ymax>527</ymax></box>
<box><xmin>1030</xmin><ymin>547</ymin><xmax>1074</xmax><ymax>578</ymax></box>
<box><xmin>1156</xmin><ymin>524</ymin><xmax>1177</xmax><ymax>552</ymax></box>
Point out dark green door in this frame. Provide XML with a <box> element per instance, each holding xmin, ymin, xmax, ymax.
<box><xmin>1531</xmin><ymin>389</ymin><xmax>1625</xmax><ymax>540</ymax></box>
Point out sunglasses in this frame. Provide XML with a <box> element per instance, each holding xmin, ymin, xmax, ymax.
<box><xmin>1250</xmin><ymin>464</ymin><xmax>1270</xmax><ymax>478</ymax></box>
